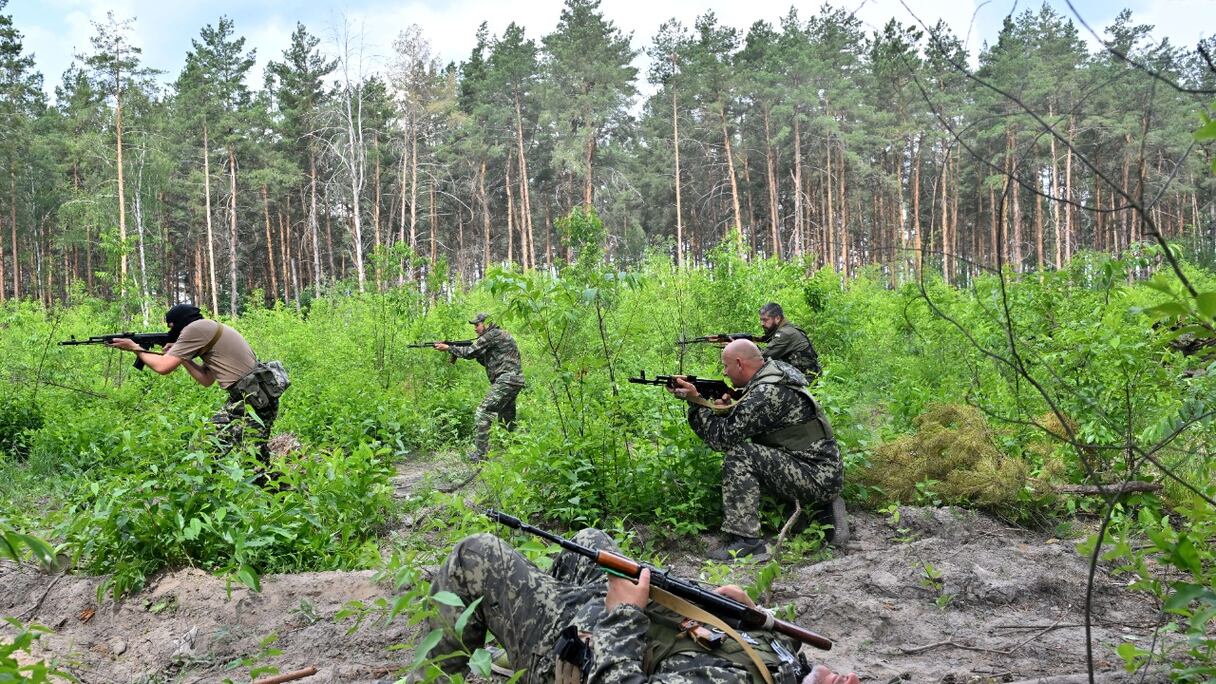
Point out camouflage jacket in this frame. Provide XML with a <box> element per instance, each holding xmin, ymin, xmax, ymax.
<box><xmin>449</xmin><ymin>325</ymin><xmax>524</xmax><ymax>384</ymax></box>
<box><xmin>760</xmin><ymin>323</ymin><xmax>820</xmax><ymax>378</ymax></box>
<box><xmin>589</xmin><ymin>604</ymin><xmax>787</xmax><ymax>684</ymax></box>
<box><xmin>687</xmin><ymin>360</ymin><xmax>830</xmax><ymax>454</ymax></box>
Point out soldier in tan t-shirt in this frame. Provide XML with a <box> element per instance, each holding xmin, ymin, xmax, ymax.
<box><xmin>107</xmin><ymin>304</ymin><xmax>280</xmax><ymax>469</ymax></box>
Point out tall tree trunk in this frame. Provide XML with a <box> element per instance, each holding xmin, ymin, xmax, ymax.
<box><xmin>514</xmin><ymin>95</ymin><xmax>535</xmax><ymax>270</ymax></box>
<box><xmin>505</xmin><ymin>154</ymin><xmax>516</xmax><ymax>265</ymax></box>
<box><xmin>8</xmin><ymin>172</ymin><xmax>16</xmax><ymax>299</ymax></box>
<box><xmin>261</xmin><ymin>185</ymin><xmax>278</xmax><ymax>300</ymax></box>
<box><xmin>838</xmin><ymin>144</ymin><xmax>849</xmax><ymax>275</ymax></box>
<box><xmin>397</xmin><ymin>128</ymin><xmax>409</xmax><ymax>283</ymax></box>
<box><xmin>114</xmin><ymin>66</ymin><xmax>128</xmax><ymax>291</ymax></box>
<box><xmin>582</xmin><ymin>126</ymin><xmax>596</xmax><ymax>209</ymax></box>
<box><xmin>1050</xmin><ymin>111</ymin><xmax>1062</xmax><ymax>270</ymax></box>
<box><xmin>1064</xmin><ymin>117</ymin><xmax>1074</xmax><ymax>262</ymax></box>
<box><xmin>203</xmin><ymin>124</ymin><xmax>219</xmax><ymax>314</ymax></box>
<box><xmin>825</xmin><ymin>139</ymin><xmax>835</xmax><ymax>268</ymax></box>
<box><xmin>228</xmin><ymin>146</ymin><xmax>239</xmax><ymax>317</ymax></box>
<box><xmin>940</xmin><ymin>144</ymin><xmax>950</xmax><ymax>284</ymax></box>
<box><xmin>1010</xmin><ymin>132</ymin><xmax>1023</xmax><ymax>270</ymax></box>
<box><xmin>410</xmin><ymin>123</ymin><xmax>420</xmax><ymax>274</ymax></box>
<box><xmin>911</xmin><ymin>135</ymin><xmax>923</xmax><ymax>277</ymax></box>
<box><xmin>673</xmin><ymin>89</ymin><xmax>685</xmax><ymax>267</ymax></box>
<box><xmin>479</xmin><ymin>159</ymin><xmax>491</xmax><ymax>273</ymax></box>
<box><xmin>309</xmin><ymin>152</ymin><xmax>323</xmax><ymax>295</ymax></box>
<box><xmin>792</xmin><ymin>112</ymin><xmax>803</xmax><ymax>256</ymax></box>
<box><xmin>763</xmin><ymin>107</ymin><xmax>780</xmax><ymax>259</ymax></box>
<box><xmin>719</xmin><ymin>104</ymin><xmax>744</xmax><ymax>255</ymax></box>
<box><xmin>429</xmin><ymin>182</ymin><xmax>437</xmax><ymax>266</ymax></box>
<box><xmin>373</xmin><ymin>131</ymin><xmax>382</xmax><ymax>290</ymax></box>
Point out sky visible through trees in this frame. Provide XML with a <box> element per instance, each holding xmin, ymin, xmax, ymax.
<box><xmin>0</xmin><ymin>0</ymin><xmax>1212</xmax><ymax>313</ymax></box>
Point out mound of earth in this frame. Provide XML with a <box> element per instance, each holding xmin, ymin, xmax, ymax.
<box><xmin>1</xmin><ymin>466</ymin><xmax>1174</xmax><ymax>683</ymax></box>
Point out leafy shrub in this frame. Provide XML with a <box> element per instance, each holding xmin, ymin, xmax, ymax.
<box><xmin>0</xmin><ymin>397</ymin><xmax>42</xmax><ymax>461</ymax></box>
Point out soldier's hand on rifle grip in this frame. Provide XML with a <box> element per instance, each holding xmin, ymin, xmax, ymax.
<box><xmin>433</xmin><ymin>342</ymin><xmax>449</xmax><ymax>352</ymax></box>
<box><xmin>606</xmin><ymin>567</ymin><xmax>650</xmax><ymax>612</ymax></box>
<box><xmin>667</xmin><ymin>376</ymin><xmax>701</xmax><ymax>402</ymax></box>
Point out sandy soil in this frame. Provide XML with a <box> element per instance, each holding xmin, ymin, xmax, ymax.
<box><xmin>1</xmin><ymin>461</ymin><xmax>1174</xmax><ymax>684</ymax></box>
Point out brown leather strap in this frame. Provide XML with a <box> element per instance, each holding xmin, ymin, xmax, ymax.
<box><xmin>197</xmin><ymin>324</ymin><xmax>224</xmax><ymax>357</ymax></box>
<box><xmin>649</xmin><ymin>587</ymin><xmax>775</xmax><ymax>684</ymax></box>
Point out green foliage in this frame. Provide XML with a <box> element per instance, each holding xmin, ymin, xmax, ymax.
<box><xmin>0</xmin><ymin>618</ymin><xmax>73</xmax><ymax>682</ymax></box>
<box><xmin>0</xmin><ymin>397</ymin><xmax>42</xmax><ymax>461</ymax></box>
<box><xmin>60</xmin><ymin>443</ymin><xmax>393</xmax><ymax>600</ymax></box>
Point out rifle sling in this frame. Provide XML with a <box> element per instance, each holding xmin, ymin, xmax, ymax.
<box><xmin>649</xmin><ymin>586</ymin><xmax>775</xmax><ymax>684</ymax></box>
<box><xmin>197</xmin><ymin>324</ymin><xmax>224</xmax><ymax>358</ymax></box>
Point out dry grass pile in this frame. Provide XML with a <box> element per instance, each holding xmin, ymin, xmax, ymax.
<box><xmin>859</xmin><ymin>404</ymin><xmax>1030</xmax><ymax>509</ymax></box>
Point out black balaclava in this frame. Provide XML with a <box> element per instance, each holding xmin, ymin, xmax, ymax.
<box><xmin>165</xmin><ymin>304</ymin><xmax>204</xmax><ymax>343</ymax></box>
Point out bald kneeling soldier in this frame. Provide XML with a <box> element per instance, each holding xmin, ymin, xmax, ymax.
<box><xmin>107</xmin><ymin>305</ymin><xmax>288</xmax><ymax>471</ymax></box>
<box><xmin>669</xmin><ymin>340</ymin><xmax>847</xmax><ymax>560</ymax></box>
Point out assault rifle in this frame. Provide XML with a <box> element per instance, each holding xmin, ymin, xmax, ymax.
<box><xmin>60</xmin><ymin>331</ymin><xmax>173</xmax><ymax>371</ymax></box>
<box><xmin>405</xmin><ymin>340</ymin><xmax>474</xmax><ymax>348</ymax></box>
<box><xmin>407</xmin><ymin>339</ymin><xmax>473</xmax><ymax>364</ymax></box>
<box><xmin>486</xmin><ymin>509</ymin><xmax>832</xmax><ymax>651</ymax></box>
<box><xmin>676</xmin><ymin>332</ymin><xmax>757</xmax><ymax>347</ymax></box>
<box><xmin>628</xmin><ymin>371</ymin><xmax>744</xmax><ymax>402</ymax></box>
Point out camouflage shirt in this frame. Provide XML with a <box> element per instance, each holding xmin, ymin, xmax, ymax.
<box><xmin>687</xmin><ymin>360</ymin><xmax>825</xmax><ymax>453</ymax></box>
<box><xmin>450</xmin><ymin>325</ymin><xmax>524</xmax><ymax>384</ymax></box>
<box><xmin>760</xmin><ymin>323</ymin><xmax>820</xmax><ymax>378</ymax></box>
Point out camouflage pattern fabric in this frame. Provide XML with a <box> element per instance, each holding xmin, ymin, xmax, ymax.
<box><xmin>760</xmin><ymin>323</ymin><xmax>820</xmax><ymax>379</ymax></box>
<box><xmin>450</xmin><ymin>325</ymin><xmax>525</xmax><ymax>384</ymax></box>
<box><xmin>212</xmin><ymin>387</ymin><xmax>279</xmax><ymax>466</ymax></box>
<box><xmin>716</xmin><ymin>439</ymin><xmax>842</xmax><ymax>538</ymax></box>
<box><xmin>450</xmin><ymin>324</ymin><xmax>525</xmax><ymax>459</ymax></box>
<box><xmin>427</xmin><ymin>530</ymin><xmax>780</xmax><ymax>684</ymax></box>
<box><xmin>471</xmin><ymin>375</ymin><xmax>525</xmax><ymax>459</ymax></box>
<box><xmin>688</xmin><ymin>361</ymin><xmax>842</xmax><ymax>538</ymax></box>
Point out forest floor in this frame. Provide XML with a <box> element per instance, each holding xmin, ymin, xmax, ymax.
<box><xmin>1</xmin><ymin>455</ymin><xmax>1176</xmax><ymax>684</ymax></box>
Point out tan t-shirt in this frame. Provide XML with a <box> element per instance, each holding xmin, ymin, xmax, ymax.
<box><xmin>166</xmin><ymin>319</ymin><xmax>257</xmax><ymax>389</ymax></box>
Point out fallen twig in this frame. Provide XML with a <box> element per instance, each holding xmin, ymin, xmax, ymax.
<box><xmin>17</xmin><ymin>573</ymin><xmax>65</xmax><ymax>620</ymax></box>
<box><xmin>252</xmin><ymin>666</ymin><xmax>318</xmax><ymax>684</ymax></box>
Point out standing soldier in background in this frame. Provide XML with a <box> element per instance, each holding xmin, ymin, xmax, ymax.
<box><xmin>434</xmin><ymin>313</ymin><xmax>526</xmax><ymax>462</ymax></box>
<box><xmin>670</xmin><ymin>340</ymin><xmax>846</xmax><ymax>560</ymax></box>
<box><xmin>106</xmin><ymin>304</ymin><xmax>288</xmax><ymax>473</ymax></box>
<box><xmin>758</xmin><ymin>302</ymin><xmax>821</xmax><ymax>379</ymax></box>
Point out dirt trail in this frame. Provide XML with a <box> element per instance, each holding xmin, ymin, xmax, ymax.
<box><xmin>2</xmin><ymin>462</ymin><xmax>1173</xmax><ymax>683</ymax></box>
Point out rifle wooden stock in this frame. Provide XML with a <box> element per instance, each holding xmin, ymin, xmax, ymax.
<box><xmin>486</xmin><ymin>510</ymin><xmax>831</xmax><ymax>651</ymax></box>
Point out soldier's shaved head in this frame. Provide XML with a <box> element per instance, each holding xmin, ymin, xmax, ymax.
<box><xmin>722</xmin><ymin>339</ymin><xmax>765</xmax><ymax>387</ymax></box>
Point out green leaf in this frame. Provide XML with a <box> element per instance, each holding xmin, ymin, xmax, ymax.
<box><xmin>236</xmin><ymin>565</ymin><xmax>261</xmax><ymax>592</ymax></box>
<box><xmin>1195</xmin><ymin>118</ymin><xmax>1216</xmax><ymax>142</ymax></box>
<box><xmin>1196</xmin><ymin>292</ymin><xmax>1216</xmax><ymax>320</ymax></box>
<box><xmin>1141</xmin><ymin>301</ymin><xmax>1189</xmax><ymax>319</ymax></box>
<box><xmin>431</xmin><ymin>591</ymin><xmax>465</xmax><ymax>608</ymax></box>
<box><xmin>11</xmin><ymin>533</ymin><xmax>56</xmax><ymax>570</ymax></box>
<box><xmin>1164</xmin><ymin>582</ymin><xmax>1213</xmax><ymax>613</ymax></box>
<box><xmin>468</xmin><ymin>647</ymin><xmax>493</xmax><ymax>677</ymax></box>
<box><xmin>410</xmin><ymin>628</ymin><xmax>444</xmax><ymax>667</ymax></box>
<box><xmin>453</xmin><ymin>596</ymin><xmax>483</xmax><ymax>636</ymax></box>
<box><xmin>1168</xmin><ymin>536</ymin><xmax>1202</xmax><ymax>576</ymax></box>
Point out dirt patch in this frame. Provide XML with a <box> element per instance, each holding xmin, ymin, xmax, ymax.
<box><xmin>2</xmin><ymin>468</ymin><xmax>1175</xmax><ymax>683</ymax></box>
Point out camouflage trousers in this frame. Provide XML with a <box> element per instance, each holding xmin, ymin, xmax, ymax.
<box><xmin>428</xmin><ymin>529</ymin><xmax>613</xmax><ymax>684</ymax></box>
<box><xmin>472</xmin><ymin>374</ymin><xmax>525</xmax><ymax>459</ymax></box>
<box><xmin>721</xmin><ymin>438</ymin><xmax>843</xmax><ymax>538</ymax></box>
<box><xmin>211</xmin><ymin>388</ymin><xmax>279</xmax><ymax>467</ymax></box>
